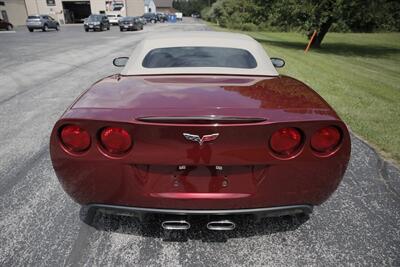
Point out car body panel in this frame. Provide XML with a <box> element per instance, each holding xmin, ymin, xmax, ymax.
<box><xmin>50</xmin><ymin>74</ymin><xmax>350</xmax><ymax>210</ymax></box>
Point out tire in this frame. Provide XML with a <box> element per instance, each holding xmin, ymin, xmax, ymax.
<box><xmin>56</xmin><ymin>25</ymin><xmax>60</xmax><ymax>31</ymax></box>
<box><xmin>7</xmin><ymin>25</ymin><xmax>12</xmax><ymax>31</ymax></box>
<box><xmin>120</xmin><ymin>28</ymin><xmax>123</xmax><ymax>31</ymax></box>
<box><xmin>107</xmin><ymin>26</ymin><xmax>110</xmax><ymax>30</ymax></box>
<box><xmin>151</xmin><ymin>19</ymin><xmax>156</xmax><ymax>24</ymax></box>
<box><xmin>28</xmin><ymin>28</ymin><xmax>33</xmax><ymax>32</ymax></box>
<box><xmin>141</xmin><ymin>25</ymin><xmax>143</xmax><ymax>30</ymax></box>
<box><xmin>43</xmin><ymin>24</ymin><xmax>48</xmax><ymax>32</ymax></box>
<box><xmin>85</xmin><ymin>28</ymin><xmax>89</xmax><ymax>32</ymax></box>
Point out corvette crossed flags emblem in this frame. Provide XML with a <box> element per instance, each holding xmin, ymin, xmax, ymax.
<box><xmin>183</xmin><ymin>133</ymin><xmax>220</xmax><ymax>145</ymax></box>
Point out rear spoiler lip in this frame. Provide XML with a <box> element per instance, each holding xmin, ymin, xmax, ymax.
<box><xmin>136</xmin><ymin>116</ymin><xmax>267</xmax><ymax>124</ymax></box>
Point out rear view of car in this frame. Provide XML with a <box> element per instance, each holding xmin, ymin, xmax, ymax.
<box><xmin>26</xmin><ymin>15</ymin><xmax>60</xmax><ymax>32</ymax></box>
<box><xmin>119</xmin><ymin>16</ymin><xmax>143</xmax><ymax>31</ymax></box>
<box><xmin>50</xmin><ymin>32</ymin><xmax>351</xmax><ymax>230</ymax></box>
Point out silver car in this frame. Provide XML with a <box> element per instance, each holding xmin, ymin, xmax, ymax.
<box><xmin>26</xmin><ymin>15</ymin><xmax>60</xmax><ymax>32</ymax></box>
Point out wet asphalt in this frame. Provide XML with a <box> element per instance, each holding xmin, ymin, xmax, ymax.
<box><xmin>0</xmin><ymin>18</ymin><xmax>399</xmax><ymax>266</ymax></box>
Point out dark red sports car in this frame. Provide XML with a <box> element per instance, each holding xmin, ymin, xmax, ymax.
<box><xmin>50</xmin><ymin>32</ymin><xmax>350</xmax><ymax>230</ymax></box>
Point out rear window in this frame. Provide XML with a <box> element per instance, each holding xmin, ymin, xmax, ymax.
<box><xmin>28</xmin><ymin>16</ymin><xmax>40</xmax><ymax>19</ymax></box>
<box><xmin>142</xmin><ymin>47</ymin><xmax>257</xmax><ymax>69</ymax></box>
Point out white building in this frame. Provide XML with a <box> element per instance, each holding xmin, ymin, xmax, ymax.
<box><xmin>144</xmin><ymin>0</ymin><xmax>155</xmax><ymax>13</ymax></box>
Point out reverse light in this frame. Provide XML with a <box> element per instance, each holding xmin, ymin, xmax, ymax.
<box><xmin>270</xmin><ymin>127</ymin><xmax>302</xmax><ymax>157</ymax></box>
<box><xmin>100</xmin><ymin>127</ymin><xmax>132</xmax><ymax>155</ymax></box>
<box><xmin>311</xmin><ymin>126</ymin><xmax>342</xmax><ymax>154</ymax></box>
<box><xmin>60</xmin><ymin>125</ymin><xmax>91</xmax><ymax>153</ymax></box>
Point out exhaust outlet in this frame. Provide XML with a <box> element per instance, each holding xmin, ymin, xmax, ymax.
<box><xmin>161</xmin><ymin>220</ymin><xmax>190</xmax><ymax>230</ymax></box>
<box><xmin>207</xmin><ymin>220</ymin><xmax>236</xmax><ymax>231</ymax></box>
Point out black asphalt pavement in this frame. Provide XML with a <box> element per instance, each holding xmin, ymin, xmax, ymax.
<box><xmin>0</xmin><ymin>19</ymin><xmax>399</xmax><ymax>266</ymax></box>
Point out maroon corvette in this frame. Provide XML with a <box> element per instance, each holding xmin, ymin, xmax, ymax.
<box><xmin>50</xmin><ymin>32</ymin><xmax>350</xmax><ymax>230</ymax></box>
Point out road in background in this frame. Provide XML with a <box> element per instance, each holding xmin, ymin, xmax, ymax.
<box><xmin>0</xmin><ymin>18</ymin><xmax>399</xmax><ymax>266</ymax></box>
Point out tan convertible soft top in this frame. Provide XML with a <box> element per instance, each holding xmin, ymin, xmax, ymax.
<box><xmin>121</xmin><ymin>31</ymin><xmax>279</xmax><ymax>76</ymax></box>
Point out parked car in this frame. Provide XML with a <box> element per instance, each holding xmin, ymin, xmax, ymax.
<box><xmin>84</xmin><ymin>14</ymin><xmax>110</xmax><ymax>32</ymax></box>
<box><xmin>138</xmin><ymin>16</ymin><xmax>147</xmax><ymax>25</ymax></box>
<box><xmin>175</xmin><ymin>12</ymin><xmax>183</xmax><ymax>21</ymax></box>
<box><xmin>107</xmin><ymin>14</ymin><xmax>122</xmax><ymax>25</ymax></box>
<box><xmin>0</xmin><ymin>18</ymin><xmax>13</xmax><ymax>31</ymax></box>
<box><xmin>119</xmin><ymin>16</ymin><xmax>143</xmax><ymax>31</ymax></box>
<box><xmin>191</xmin><ymin>12</ymin><xmax>200</xmax><ymax>18</ymax></box>
<box><xmin>143</xmin><ymin>13</ymin><xmax>158</xmax><ymax>23</ymax></box>
<box><xmin>156</xmin><ymin>13</ymin><xmax>167</xmax><ymax>22</ymax></box>
<box><xmin>50</xmin><ymin>31</ymin><xmax>351</xmax><ymax>230</ymax></box>
<box><xmin>26</xmin><ymin>15</ymin><xmax>60</xmax><ymax>32</ymax></box>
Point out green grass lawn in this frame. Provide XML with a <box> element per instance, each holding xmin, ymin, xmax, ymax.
<box><xmin>210</xmin><ymin>24</ymin><xmax>400</xmax><ymax>164</ymax></box>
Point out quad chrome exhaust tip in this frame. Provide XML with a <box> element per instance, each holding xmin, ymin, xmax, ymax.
<box><xmin>161</xmin><ymin>220</ymin><xmax>191</xmax><ymax>230</ymax></box>
<box><xmin>207</xmin><ymin>220</ymin><xmax>236</xmax><ymax>231</ymax></box>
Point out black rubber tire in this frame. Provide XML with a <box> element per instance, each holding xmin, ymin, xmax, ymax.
<box><xmin>85</xmin><ymin>28</ymin><xmax>89</xmax><ymax>32</ymax></box>
<box><xmin>107</xmin><ymin>26</ymin><xmax>110</xmax><ymax>30</ymax></box>
<box><xmin>28</xmin><ymin>28</ymin><xmax>33</xmax><ymax>32</ymax></box>
<box><xmin>43</xmin><ymin>24</ymin><xmax>48</xmax><ymax>32</ymax></box>
<box><xmin>120</xmin><ymin>28</ymin><xmax>124</xmax><ymax>31</ymax></box>
<box><xmin>7</xmin><ymin>25</ymin><xmax>12</xmax><ymax>31</ymax></box>
<box><xmin>56</xmin><ymin>24</ymin><xmax>60</xmax><ymax>31</ymax></box>
<box><xmin>151</xmin><ymin>19</ymin><xmax>156</xmax><ymax>24</ymax></box>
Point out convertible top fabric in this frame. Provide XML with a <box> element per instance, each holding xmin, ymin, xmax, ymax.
<box><xmin>121</xmin><ymin>31</ymin><xmax>279</xmax><ymax>76</ymax></box>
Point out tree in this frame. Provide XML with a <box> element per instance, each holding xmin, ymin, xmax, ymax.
<box><xmin>203</xmin><ymin>0</ymin><xmax>400</xmax><ymax>47</ymax></box>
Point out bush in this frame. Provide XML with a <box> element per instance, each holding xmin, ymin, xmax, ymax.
<box><xmin>201</xmin><ymin>7</ymin><xmax>211</xmax><ymax>21</ymax></box>
<box><xmin>241</xmin><ymin>23</ymin><xmax>258</xmax><ymax>31</ymax></box>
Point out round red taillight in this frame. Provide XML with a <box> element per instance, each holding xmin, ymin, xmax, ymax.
<box><xmin>311</xmin><ymin>126</ymin><xmax>341</xmax><ymax>154</ymax></box>
<box><xmin>60</xmin><ymin>125</ymin><xmax>91</xmax><ymax>153</ymax></box>
<box><xmin>270</xmin><ymin>127</ymin><xmax>302</xmax><ymax>156</ymax></box>
<box><xmin>100</xmin><ymin>127</ymin><xmax>132</xmax><ymax>155</ymax></box>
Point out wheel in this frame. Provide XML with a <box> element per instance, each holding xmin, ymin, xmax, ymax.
<box><xmin>107</xmin><ymin>26</ymin><xmax>110</xmax><ymax>30</ymax></box>
<box><xmin>120</xmin><ymin>27</ymin><xmax>124</xmax><ymax>31</ymax></box>
<box><xmin>43</xmin><ymin>24</ymin><xmax>48</xmax><ymax>32</ymax></box>
<box><xmin>56</xmin><ymin>24</ymin><xmax>60</xmax><ymax>31</ymax></box>
<box><xmin>99</xmin><ymin>25</ymin><xmax>103</xmax><ymax>31</ymax></box>
<box><xmin>85</xmin><ymin>28</ymin><xmax>89</xmax><ymax>32</ymax></box>
<box><xmin>28</xmin><ymin>28</ymin><xmax>33</xmax><ymax>32</ymax></box>
<box><xmin>7</xmin><ymin>25</ymin><xmax>12</xmax><ymax>31</ymax></box>
<box><xmin>151</xmin><ymin>19</ymin><xmax>156</xmax><ymax>24</ymax></box>
<box><xmin>141</xmin><ymin>25</ymin><xmax>143</xmax><ymax>30</ymax></box>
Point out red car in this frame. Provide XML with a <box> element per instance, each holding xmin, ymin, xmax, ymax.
<box><xmin>0</xmin><ymin>19</ymin><xmax>13</xmax><ymax>31</ymax></box>
<box><xmin>50</xmin><ymin>32</ymin><xmax>351</xmax><ymax>231</ymax></box>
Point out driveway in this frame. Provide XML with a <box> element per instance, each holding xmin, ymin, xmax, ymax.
<box><xmin>0</xmin><ymin>18</ymin><xmax>399</xmax><ymax>266</ymax></box>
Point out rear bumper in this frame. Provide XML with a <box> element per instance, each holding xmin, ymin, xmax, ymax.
<box><xmin>26</xmin><ymin>24</ymin><xmax>43</xmax><ymax>29</ymax></box>
<box><xmin>87</xmin><ymin>203</ymin><xmax>313</xmax><ymax>218</ymax></box>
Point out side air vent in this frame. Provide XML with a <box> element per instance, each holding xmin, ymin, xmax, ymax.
<box><xmin>136</xmin><ymin>116</ymin><xmax>266</xmax><ymax>124</ymax></box>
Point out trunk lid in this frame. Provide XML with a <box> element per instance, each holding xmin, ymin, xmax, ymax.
<box><xmin>71</xmin><ymin>75</ymin><xmax>338</xmax><ymax>122</ymax></box>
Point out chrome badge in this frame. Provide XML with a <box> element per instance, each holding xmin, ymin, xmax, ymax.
<box><xmin>183</xmin><ymin>133</ymin><xmax>219</xmax><ymax>145</ymax></box>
